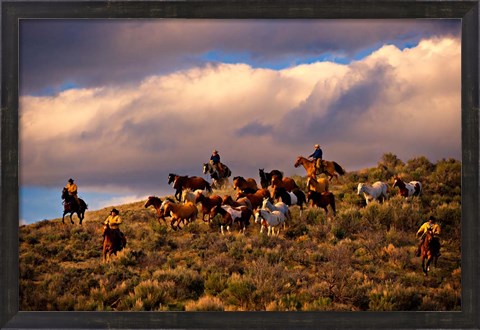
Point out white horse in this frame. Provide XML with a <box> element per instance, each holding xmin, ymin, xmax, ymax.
<box><xmin>261</xmin><ymin>197</ymin><xmax>291</xmax><ymax>221</ymax></box>
<box><xmin>254</xmin><ymin>209</ymin><xmax>286</xmax><ymax>236</ymax></box>
<box><xmin>357</xmin><ymin>181</ymin><xmax>388</xmax><ymax>204</ymax></box>
<box><xmin>393</xmin><ymin>177</ymin><xmax>422</xmax><ymax>198</ymax></box>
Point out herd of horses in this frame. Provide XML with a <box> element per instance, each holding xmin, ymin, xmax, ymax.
<box><xmin>60</xmin><ymin>155</ymin><xmax>437</xmax><ymax>274</ymax></box>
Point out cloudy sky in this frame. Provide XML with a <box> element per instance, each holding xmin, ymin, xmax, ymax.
<box><xmin>19</xmin><ymin>19</ymin><xmax>461</xmax><ymax>224</ymax></box>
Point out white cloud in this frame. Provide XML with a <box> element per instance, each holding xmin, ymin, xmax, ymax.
<box><xmin>19</xmin><ymin>36</ymin><xmax>461</xmax><ymax>194</ymax></box>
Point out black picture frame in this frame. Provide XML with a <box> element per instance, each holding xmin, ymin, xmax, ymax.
<box><xmin>1</xmin><ymin>1</ymin><xmax>479</xmax><ymax>329</ymax></box>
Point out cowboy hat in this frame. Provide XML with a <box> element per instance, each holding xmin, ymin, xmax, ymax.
<box><xmin>68</xmin><ymin>178</ymin><xmax>74</xmax><ymax>183</ymax></box>
<box><xmin>111</xmin><ymin>208</ymin><xmax>119</xmax><ymax>214</ymax></box>
<box><xmin>314</xmin><ymin>144</ymin><xmax>320</xmax><ymax>148</ymax></box>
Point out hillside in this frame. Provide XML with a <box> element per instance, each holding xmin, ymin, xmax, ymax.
<box><xmin>19</xmin><ymin>154</ymin><xmax>462</xmax><ymax>311</ymax></box>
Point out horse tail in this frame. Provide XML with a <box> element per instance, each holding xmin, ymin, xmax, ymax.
<box><xmin>333</xmin><ymin>162</ymin><xmax>346</xmax><ymax>175</ymax></box>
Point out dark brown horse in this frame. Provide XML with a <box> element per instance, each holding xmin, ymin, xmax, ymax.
<box><xmin>195</xmin><ymin>192</ymin><xmax>223</xmax><ymax>222</ymax></box>
<box><xmin>144</xmin><ymin>196</ymin><xmax>167</xmax><ymax>223</ymax></box>
<box><xmin>102</xmin><ymin>223</ymin><xmax>126</xmax><ymax>263</ymax></box>
<box><xmin>271</xmin><ymin>175</ymin><xmax>298</xmax><ymax>192</ymax></box>
<box><xmin>259</xmin><ymin>168</ymin><xmax>283</xmax><ymax>189</ymax></box>
<box><xmin>233</xmin><ymin>176</ymin><xmax>259</xmax><ymax>193</ymax></box>
<box><xmin>222</xmin><ymin>195</ymin><xmax>253</xmax><ymax>210</ymax></box>
<box><xmin>61</xmin><ymin>188</ymin><xmax>88</xmax><ymax>225</ymax></box>
<box><xmin>236</xmin><ymin>188</ymin><xmax>271</xmax><ymax>210</ymax></box>
<box><xmin>421</xmin><ymin>228</ymin><xmax>440</xmax><ymax>276</ymax></box>
<box><xmin>307</xmin><ymin>190</ymin><xmax>336</xmax><ymax>217</ymax></box>
<box><xmin>294</xmin><ymin>156</ymin><xmax>345</xmax><ymax>182</ymax></box>
<box><xmin>168</xmin><ymin>173</ymin><xmax>212</xmax><ymax>201</ymax></box>
<box><xmin>210</xmin><ymin>204</ymin><xmax>252</xmax><ymax>234</ymax></box>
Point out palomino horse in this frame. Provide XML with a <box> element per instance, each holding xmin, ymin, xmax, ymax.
<box><xmin>203</xmin><ymin>162</ymin><xmax>231</xmax><ymax>189</ymax></box>
<box><xmin>393</xmin><ymin>177</ymin><xmax>422</xmax><ymax>198</ymax></box>
<box><xmin>233</xmin><ymin>176</ymin><xmax>259</xmax><ymax>193</ymax></box>
<box><xmin>421</xmin><ymin>228</ymin><xmax>440</xmax><ymax>276</ymax></box>
<box><xmin>306</xmin><ymin>177</ymin><xmax>329</xmax><ymax>193</ymax></box>
<box><xmin>254</xmin><ymin>209</ymin><xmax>286</xmax><ymax>236</ymax></box>
<box><xmin>357</xmin><ymin>182</ymin><xmax>388</xmax><ymax>205</ymax></box>
<box><xmin>307</xmin><ymin>191</ymin><xmax>336</xmax><ymax>217</ymax></box>
<box><xmin>294</xmin><ymin>156</ymin><xmax>346</xmax><ymax>182</ymax></box>
<box><xmin>168</xmin><ymin>174</ymin><xmax>212</xmax><ymax>201</ymax></box>
<box><xmin>61</xmin><ymin>188</ymin><xmax>88</xmax><ymax>225</ymax></box>
<box><xmin>259</xmin><ymin>169</ymin><xmax>283</xmax><ymax>189</ymax></box>
<box><xmin>102</xmin><ymin>223</ymin><xmax>126</xmax><ymax>262</ymax></box>
<box><xmin>162</xmin><ymin>200</ymin><xmax>198</xmax><ymax>230</ymax></box>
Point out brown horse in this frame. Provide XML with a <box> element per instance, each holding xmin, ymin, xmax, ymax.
<box><xmin>102</xmin><ymin>223</ymin><xmax>126</xmax><ymax>263</ymax></box>
<box><xmin>168</xmin><ymin>173</ymin><xmax>212</xmax><ymax>201</ymax></box>
<box><xmin>233</xmin><ymin>176</ymin><xmax>259</xmax><ymax>193</ymax></box>
<box><xmin>195</xmin><ymin>192</ymin><xmax>223</xmax><ymax>222</ymax></box>
<box><xmin>307</xmin><ymin>191</ymin><xmax>336</xmax><ymax>217</ymax></box>
<box><xmin>421</xmin><ymin>228</ymin><xmax>440</xmax><ymax>276</ymax></box>
<box><xmin>294</xmin><ymin>156</ymin><xmax>345</xmax><ymax>182</ymax></box>
<box><xmin>222</xmin><ymin>195</ymin><xmax>253</xmax><ymax>210</ymax></box>
<box><xmin>162</xmin><ymin>200</ymin><xmax>198</xmax><ymax>230</ymax></box>
<box><xmin>144</xmin><ymin>196</ymin><xmax>169</xmax><ymax>223</ymax></box>
<box><xmin>236</xmin><ymin>188</ymin><xmax>271</xmax><ymax>210</ymax></box>
<box><xmin>306</xmin><ymin>177</ymin><xmax>329</xmax><ymax>193</ymax></box>
<box><xmin>271</xmin><ymin>175</ymin><xmax>298</xmax><ymax>192</ymax></box>
<box><xmin>259</xmin><ymin>168</ymin><xmax>284</xmax><ymax>188</ymax></box>
<box><xmin>61</xmin><ymin>188</ymin><xmax>88</xmax><ymax>225</ymax></box>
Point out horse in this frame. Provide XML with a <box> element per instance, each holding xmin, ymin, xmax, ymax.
<box><xmin>357</xmin><ymin>181</ymin><xmax>388</xmax><ymax>204</ymax></box>
<box><xmin>272</xmin><ymin>186</ymin><xmax>306</xmax><ymax>214</ymax></box>
<box><xmin>222</xmin><ymin>195</ymin><xmax>253</xmax><ymax>210</ymax></box>
<box><xmin>182</xmin><ymin>189</ymin><xmax>208</xmax><ymax>203</ymax></box>
<box><xmin>306</xmin><ymin>177</ymin><xmax>329</xmax><ymax>193</ymax></box>
<box><xmin>102</xmin><ymin>223</ymin><xmax>126</xmax><ymax>263</ymax></box>
<box><xmin>294</xmin><ymin>156</ymin><xmax>346</xmax><ymax>182</ymax></box>
<box><xmin>195</xmin><ymin>192</ymin><xmax>223</xmax><ymax>222</ymax></box>
<box><xmin>254</xmin><ymin>209</ymin><xmax>286</xmax><ymax>236</ymax></box>
<box><xmin>271</xmin><ymin>175</ymin><xmax>299</xmax><ymax>192</ymax></box>
<box><xmin>307</xmin><ymin>191</ymin><xmax>336</xmax><ymax>217</ymax></box>
<box><xmin>259</xmin><ymin>168</ymin><xmax>284</xmax><ymax>188</ymax></box>
<box><xmin>162</xmin><ymin>200</ymin><xmax>198</xmax><ymax>230</ymax></box>
<box><xmin>203</xmin><ymin>162</ymin><xmax>231</xmax><ymax>189</ymax></box>
<box><xmin>210</xmin><ymin>204</ymin><xmax>252</xmax><ymax>234</ymax></box>
<box><xmin>236</xmin><ymin>189</ymin><xmax>271</xmax><ymax>210</ymax></box>
<box><xmin>261</xmin><ymin>197</ymin><xmax>291</xmax><ymax>222</ymax></box>
<box><xmin>233</xmin><ymin>176</ymin><xmax>259</xmax><ymax>193</ymax></box>
<box><xmin>392</xmin><ymin>177</ymin><xmax>422</xmax><ymax>198</ymax></box>
<box><xmin>168</xmin><ymin>174</ymin><xmax>212</xmax><ymax>201</ymax></box>
<box><xmin>420</xmin><ymin>228</ymin><xmax>440</xmax><ymax>276</ymax></box>
<box><xmin>61</xmin><ymin>188</ymin><xmax>88</xmax><ymax>225</ymax></box>
<box><xmin>145</xmin><ymin>196</ymin><xmax>169</xmax><ymax>223</ymax></box>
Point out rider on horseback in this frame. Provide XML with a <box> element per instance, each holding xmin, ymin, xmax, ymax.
<box><xmin>415</xmin><ymin>216</ymin><xmax>441</xmax><ymax>257</ymax></box>
<box><xmin>103</xmin><ymin>208</ymin><xmax>126</xmax><ymax>249</ymax></box>
<box><xmin>210</xmin><ymin>149</ymin><xmax>225</xmax><ymax>177</ymax></box>
<box><xmin>65</xmin><ymin>178</ymin><xmax>80</xmax><ymax>207</ymax></box>
<box><xmin>308</xmin><ymin>144</ymin><xmax>323</xmax><ymax>175</ymax></box>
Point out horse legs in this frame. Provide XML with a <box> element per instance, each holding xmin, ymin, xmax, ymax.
<box><xmin>70</xmin><ymin>213</ymin><xmax>74</xmax><ymax>224</ymax></box>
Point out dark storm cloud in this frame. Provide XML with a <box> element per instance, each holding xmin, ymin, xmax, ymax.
<box><xmin>20</xmin><ymin>19</ymin><xmax>460</xmax><ymax>95</ymax></box>
<box><xmin>236</xmin><ymin>121</ymin><xmax>274</xmax><ymax>137</ymax></box>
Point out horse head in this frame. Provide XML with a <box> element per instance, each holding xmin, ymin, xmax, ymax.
<box><xmin>167</xmin><ymin>173</ymin><xmax>178</xmax><ymax>185</ymax></box>
<box><xmin>61</xmin><ymin>187</ymin><xmax>69</xmax><ymax>200</ymax></box>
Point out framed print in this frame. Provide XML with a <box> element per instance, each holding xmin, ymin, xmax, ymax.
<box><xmin>1</xmin><ymin>0</ymin><xmax>479</xmax><ymax>329</ymax></box>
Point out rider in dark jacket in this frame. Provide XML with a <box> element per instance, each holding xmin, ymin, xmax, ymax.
<box><xmin>308</xmin><ymin>144</ymin><xmax>323</xmax><ymax>173</ymax></box>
